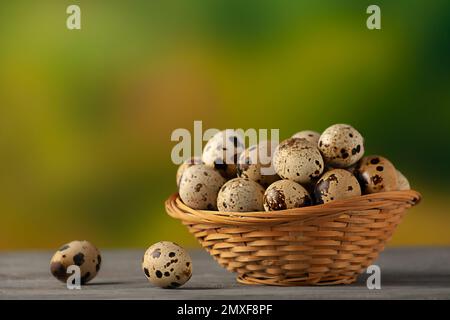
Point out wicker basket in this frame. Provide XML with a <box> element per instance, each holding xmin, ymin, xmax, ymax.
<box><xmin>165</xmin><ymin>190</ymin><xmax>421</xmax><ymax>286</ymax></box>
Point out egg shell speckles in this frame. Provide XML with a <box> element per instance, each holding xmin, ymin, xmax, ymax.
<box><xmin>291</xmin><ymin>130</ymin><xmax>321</xmax><ymax>145</ymax></box>
<box><xmin>356</xmin><ymin>156</ymin><xmax>398</xmax><ymax>193</ymax></box>
<box><xmin>202</xmin><ymin>129</ymin><xmax>245</xmax><ymax>179</ymax></box>
<box><xmin>396</xmin><ymin>170</ymin><xmax>411</xmax><ymax>190</ymax></box>
<box><xmin>237</xmin><ymin>140</ymin><xmax>280</xmax><ymax>188</ymax></box>
<box><xmin>179</xmin><ymin>165</ymin><xmax>226</xmax><ymax>210</ymax></box>
<box><xmin>318</xmin><ymin>124</ymin><xmax>364</xmax><ymax>168</ymax></box>
<box><xmin>263</xmin><ymin>180</ymin><xmax>311</xmax><ymax>211</ymax></box>
<box><xmin>50</xmin><ymin>240</ymin><xmax>101</xmax><ymax>284</ymax></box>
<box><xmin>176</xmin><ymin>157</ymin><xmax>203</xmax><ymax>187</ymax></box>
<box><xmin>142</xmin><ymin>241</ymin><xmax>192</xmax><ymax>289</ymax></box>
<box><xmin>217</xmin><ymin>178</ymin><xmax>265</xmax><ymax>212</ymax></box>
<box><xmin>273</xmin><ymin>138</ymin><xmax>324</xmax><ymax>184</ymax></box>
<box><xmin>314</xmin><ymin>169</ymin><xmax>361</xmax><ymax>204</ymax></box>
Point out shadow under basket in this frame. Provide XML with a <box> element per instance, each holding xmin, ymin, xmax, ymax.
<box><xmin>165</xmin><ymin>190</ymin><xmax>421</xmax><ymax>286</ymax></box>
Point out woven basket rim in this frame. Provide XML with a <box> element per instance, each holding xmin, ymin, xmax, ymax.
<box><xmin>165</xmin><ymin>190</ymin><xmax>421</xmax><ymax>226</ymax></box>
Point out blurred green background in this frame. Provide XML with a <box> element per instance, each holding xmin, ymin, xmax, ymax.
<box><xmin>1</xmin><ymin>0</ymin><xmax>449</xmax><ymax>250</ymax></box>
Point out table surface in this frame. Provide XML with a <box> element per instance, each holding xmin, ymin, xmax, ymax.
<box><xmin>1</xmin><ymin>247</ymin><xmax>449</xmax><ymax>300</ymax></box>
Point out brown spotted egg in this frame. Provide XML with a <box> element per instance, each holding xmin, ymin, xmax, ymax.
<box><xmin>176</xmin><ymin>157</ymin><xmax>203</xmax><ymax>187</ymax></box>
<box><xmin>217</xmin><ymin>178</ymin><xmax>265</xmax><ymax>212</ymax></box>
<box><xmin>202</xmin><ymin>129</ymin><xmax>245</xmax><ymax>179</ymax></box>
<box><xmin>50</xmin><ymin>240</ymin><xmax>101</xmax><ymax>284</ymax></box>
<box><xmin>179</xmin><ymin>165</ymin><xmax>226</xmax><ymax>210</ymax></box>
<box><xmin>314</xmin><ymin>169</ymin><xmax>361</xmax><ymax>204</ymax></box>
<box><xmin>356</xmin><ymin>156</ymin><xmax>398</xmax><ymax>193</ymax></box>
<box><xmin>318</xmin><ymin>124</ymin><xmax>364</xmax><ymax>168</ymax></box>
<box><xmin>396</xmin><ymin>170</ymin><xmax>410</xmax><ymax>190</ymax></box>
<box><xmin>237</xmin><ymin>140</ymin><xmax>280</xmax><ymax>188</ymax></box>
<box><xmin>142</xmin><ymin>241</ymin><xmax>192</xmax><ymax>289</ymax></box>
<box><xmin>291</xmin><ymin>130</ymin><xmax>321</xmax><ymax>145</ymax></box>
<box><xmin>263</xmin><ymin>180</ymin><xmax>311</xmax><ymax>211</ymax></box>
<box><xmin>273</xmin><ymin>138</ymin><xmax>324</xmax><ymax>184</ymax></box>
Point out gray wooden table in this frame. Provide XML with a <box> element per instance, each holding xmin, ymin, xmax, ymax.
<box><xmin>1</xmin><ymin>247</ymin><xmax>449</xmax><ymax>299</ymax></box>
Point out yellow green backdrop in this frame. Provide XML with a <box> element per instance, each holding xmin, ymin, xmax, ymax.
<box><xmin>1</xmin><ymin>0</ymin><xmax>449</xmax><ymax>249</ymax></box>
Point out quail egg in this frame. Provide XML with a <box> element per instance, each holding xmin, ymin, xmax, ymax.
<box><xmin>179</xmin><ymin>165</ymin><xmax>226</xmax><ymax>210</ymax></box>
<box><xmin>318</xmin><ymin>124</ymin><xmax>364</xmax><ymax>168</ymax></box>
<box><xmin>217</xmin><ymin>178</ymin><xmax>265</xmax><ymax>212</ymax></box>
<box><xmin>142</xmin><ymin>241</ymin><xmax>192</xmax><ymax>289</ymax></box>
<box><xmin>396</xmin><ymin>170</ymin><xmax>410</xmax><ymax>190</ymax></box>
<box><xmin>314</xmin><ymin>169</ymin><xmax>361</xmax><ymax>204</ymax></box>
<box><xmin>50</xmin><ymin>240</ymin><xmax>101</xmax><ymax>284</ymax></box>
<box><xmin>237</xmin><ymin>140</ymin><xmax>280</xmax><ymax>188</ymax></box>
<box><xmin>263</xmin><ymin>180</ymin><xmax>311</xmax><ymax>211</ymax></box>
<box><xmin>202</xmin><ymin>129</ymin><xmax>245</xmax><ymax>179</ymax></box>
<box><xmin>273</xmin><ymin>138</ymin><xmax>324</xmax><ymax>184</ymax></box>
<box><xmin>356</xmin><ymin>155</ymin><xmax>398</xmax><ymax>193</ymax></box>
<box><xmin>176</xmin><ymin>157</ymin><xmax>203</xmax><ymax>187</ymax></box>
<box><xmin>291</xmin><ymin>130</ymin><xmax>321</xmax><ymax>145</ymax></box>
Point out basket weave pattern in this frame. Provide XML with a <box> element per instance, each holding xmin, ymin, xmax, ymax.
<box><xmin>165</xmin><ymin>190</ymin><xmax>421</xmax><ymax>286</ymax></box>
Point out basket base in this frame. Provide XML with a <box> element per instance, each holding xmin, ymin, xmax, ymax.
<box><xmin>237</xmin><ymin>274</ymin><xmax>358</xmax><ymax>286</ymax></box>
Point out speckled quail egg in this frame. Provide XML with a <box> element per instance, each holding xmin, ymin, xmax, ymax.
<box><xmin>176</xmin><ymin>157</ymin><xmax>203</xmax><ymax>187</ymax></box>
<box><xmin>142</xmin><ymin>241</ymin><xmax>192</xmax><ymax>289</ymax></box>
<box><xmin>202</xmin><ymin>129</ymin><xmax>245</xmax><ymax>179</ymax></box>
<box><xmin>314</xmin><ymin>169</ymin><xmax>361</xmax><ymax>204</ymax></box>
<box><xmin>50</xmin><ymin>240</ymin><xmax>101</xmax><ymax>284</ymax></box>
<box><xmin>292</xmin><ymin>130</ymin><xmax>321</xmax><ymax>145</ymax></box>
<box><xmin>396</xmin><ymin>170</ymin><xmax>410</xmax><ymax>190</ymax></box>
<box><xmin>179</xmin><ymin>165</ymin><xmax>226</xmax><ymax>210</ymax></box>
<box><xmin>263</xmin><ymin>180</ymin><xmax>311</xmax><ymax>211</ymax></box>
<box><xmin>273</xmin><ymin>138</ymin><xmax>324</xmax><ymax>184</ymax></box>
<box><xmin>217</xmin><ymin>178</ymin><xmax>265</xmax><ymax>212</ymax></box>
<box><xmin>237</xmin><ymin>140</ymin><xmax>280</xmax><ymax>188</ymax></box>
<box><xmin>318</xmin><ymin>124</ymin><xmax>364</xmax><ymax>168</ymax></box>
<box><xmin>356</xmin><ymin>155</ymin><xmax>398</xmax><ymax>193</ymax></box>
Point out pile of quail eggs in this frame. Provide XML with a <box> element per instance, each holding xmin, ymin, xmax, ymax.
<box><xmin>178</xmin><ymin>124</ymin><xmax>411</xmax><ymax>212</ymax></box>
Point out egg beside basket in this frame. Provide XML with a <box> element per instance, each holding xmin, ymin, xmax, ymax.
<box><xmin>166</xmin><ymin>189</ymin><xmax>420</xmax><ymax>286</ymax></box>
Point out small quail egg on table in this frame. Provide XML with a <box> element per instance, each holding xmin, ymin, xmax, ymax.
<box><xmin>273</xmin><ymin>138</ymin><xmax>324</xmax><ymax>184</ymax></box>
<box><xmin>237</xmin><ymin>140</ymin><xmax>280</xmax><ymax>188</ymax></box>
<box><xmin>314</xmin><ymin>169</ymin><xmax>361</xmax><ymax>204</ymax></box>
<box><xmin>179</xmin><ymin>165</ymin><xmax>226</xmax><ymax>210</ymax></box>
<box><xmin>142</xmin><ymin>241</ymin><xmax>192</xmax><ymax>289</ymax></box>
<box><xmin>176</xmin><ymin>156</ymin><xmax>203</xmax><ymax>187</ymax></box>
<box><xmin>264</xmin><ymin>180</ymin><xmax>311</xmax><ymax>211</ymax></box>
<box><xmin>356</xmin><ymin>155</ymin><xmax>398</xmax><ymax>193</ymax></box>
<box><xmin>217</xmin><ymin>178</ymin><xmax>265</xmax><ymax>212</ymax></box>
<box><xmin>318</xmin><ymin>124</ymin><xmax>364</xmax><ymax>168</ymax></box>
<box><xmin>50</xmin><ymin>240</ymin><xmax>101</xmax><ymax>284</ymax></box>
<box><xmin>291</xmin><ymin>130</ymin><xmax>321</xmax><ymax>145</ymax></box>
<box><xmin>396</xmin><ymin>170</ymin><xmax>410</xmax><ymax>190</ymax></box>
<box><xmin>202</xmin><ymin>129</ymin><xmax>245</xmax><ymax>179</ymax></box>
